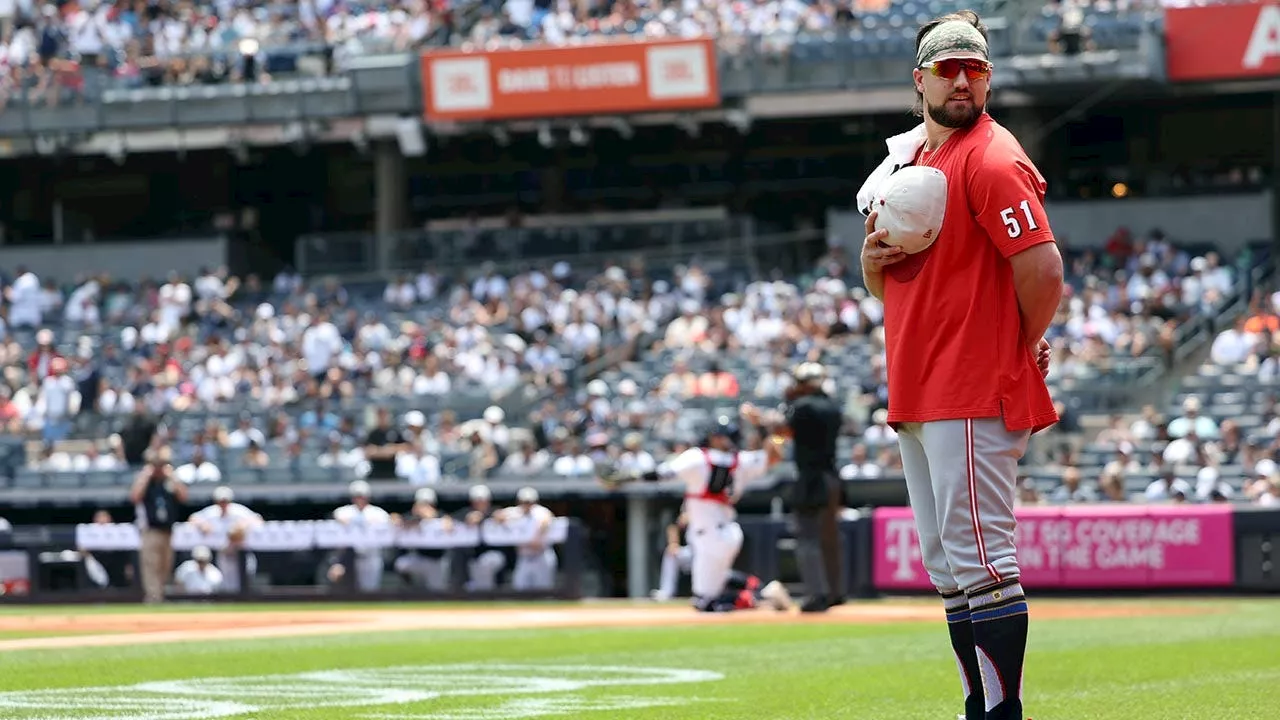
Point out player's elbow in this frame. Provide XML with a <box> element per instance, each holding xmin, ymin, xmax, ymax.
<box><xmin>1010</xmin><ymin>242</ymin><xmax>1064</xmax><ymax>295</ymax></box>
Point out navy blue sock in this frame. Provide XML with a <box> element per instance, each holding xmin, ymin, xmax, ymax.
<box><xmin>968</xmin><ymin>579</ymin><xmax>1028</xmax><ymax>720</ymax></box>
<box><xmin>943</xmin><ymin>589</ymin><xmax>985</xmax><ymax>720</ymax></box>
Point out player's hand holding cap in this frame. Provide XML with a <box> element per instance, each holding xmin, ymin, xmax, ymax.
<box><xmin>872</xmin><ymin>166</ymin><xmax>948</xmax><ymax>254</ymax></box>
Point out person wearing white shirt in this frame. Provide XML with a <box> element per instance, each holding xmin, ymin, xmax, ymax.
<box><xmin>383</xmin><ymin>279</ymin><xmax>416</xmax><ymax>308</ymax></box>
<box><xmin>301</xmin><ymin>312</ymin><xmax>343</xmax><ymax>377</ymax></box>
<box><xmin>415</xmin><ymin>271</ymin><xmax>438</xmax><ymax>301</ymax></box>
<box><xmin>862</xmin><ymin>409</ymin><xmax>898</xmax><ymax>447</ymax></box>
<box><xmin>5</xmin><ymin>267</ymin><xmax>42</xmax><ymax>327</ymax></box>
<box><xmin>1209</xmin><ymin>316</ymin><xmax>1258</xmax><ymax>366</ymax></box>
<box><xmin>333</xmin><ymin>480</ymin><xmax>392</xmax><ymax>592</ymax></box>
<box><xmin>496</xmin><ymin>487</ymin><xmax>558</xmax><ymax>591</ymax></box>
<box><xmin>318</xmin><ymin>433</ymin><xmax>369</xmax><ymax>477</ymax></box>
<box><xmin>64</xmin><ymin>278</ymin><xmax>101</xmax><ymax>327</ymax></box>
<box><xmin>839</xmin><ymin>443</ymin><xmax>882</xmax><ymax>480</ymax></box>
<box><xmin>523</xmin><ymin>336</ymin><xmax>561</xmax><ymax>376</ymax></box>
<box><xmin>395</xmin><ymin>442</ymin><xmax>441</xmax><ymax>486</ymax></box>
<box><xmin>413</xmin><ymin>362</ymin><xmax>452</xmax><ymax>396</ymax></box>
<box><xmin>1194</xmin><ymin>466</ymin><xmax>1233</xmax><ymax>502</ymax></box>
<box><xmin>500</xmin><ymin>442</ymin><xmax>551</xmax><ymax>476</ymax></box>
<box><xmin>617</xmin><ymin>434</ymin><xmax>656</xmax><ymax>476</ymax></box>
<box><xmin>188</xmin><ymin>486</ymin><xmax>263</xmax><ymax>593</ymax></box>
<box><xmin>482</xmin><ymin>407</ymin><xmax>511</xmax><ymax>449</ymax></box>
<box><xmin>552</xmin><ymin>448</ymin><xmax>595</xmax><ymax>477</ymax></box>
<box><xmin>76</xmin><ymin>445</ymin><xmax>124</xmax><ymax>473</ymax></box>
<box><xmin>225</xmin><ymin>417</ymin><xmax>267</xmax><ymax>450</ymax></box>
<box><xmin>36</xmin><ymin>358</ymin><xmax>78</xmax><ymax>443</ymax></box>
<box><xmin>175</xmin><ymin>449</ymin><xmax>223</xmax><ymax>484</ymax></box>
<box><xmin>1166</xmin><ymin>397</ymin><xmax>1219</xmax><ymax>440</ymax></box>
<box><xmin>1144</xmin><ymin>474</ymin><xmax>1193</xmax><ymax>503</ymax></box>
<box><xmin>157</xmin><ymin>275</ymin><xmax>192</xmax><ymax>333</ymax></box>
<box><xmin>174</xmin><ymin>546</ymin><xmax>224</xmax><ymax>595</ymax></box>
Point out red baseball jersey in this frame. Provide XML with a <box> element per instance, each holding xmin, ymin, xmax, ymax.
<box><xmin>881</xmin><ymin>113</ymin><xmax>1058</xmax><ymax>434</ymax></box>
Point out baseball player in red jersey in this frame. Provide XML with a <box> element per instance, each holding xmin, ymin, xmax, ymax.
<box><xmin>856</xmin><ymin>10</ymin><xmax>1063</xmax><ymax>720</ymax></box>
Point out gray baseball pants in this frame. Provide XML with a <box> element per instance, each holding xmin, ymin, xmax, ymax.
<box><xmin>896</xmin><ymin>417</ymin><xmax>1030</xmax><ymax>593</ymax></box>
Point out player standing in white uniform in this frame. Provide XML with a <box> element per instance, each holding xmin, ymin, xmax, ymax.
<box><xmin>615</xmin><ymin>419</ymin><xmax>791</xmax><ymax>612</ymax></box>
<box><xmin>497</xmin><ymin>486</ymin><xmax>558</xmax><ymax>591</ymax></box>
<box><xmin>188</xmin><ymin>486</ymin><xmax>263</xmax><ymax>593</ymax></box>
<box><xmin>334</xmin><ymin>480</ymin><xmax>392</xmax><ymax>592</ymax></box>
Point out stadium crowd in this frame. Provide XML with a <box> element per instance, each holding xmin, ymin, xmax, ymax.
<box><xmin>0</xmin><ymin>0</ymin><xmax>1172</xmax><ymax>105</ymax></box>
<box><xmin>1</xmin><ymin>218</ymin><xmax>1273</xmax><ymax>507</ymax></box>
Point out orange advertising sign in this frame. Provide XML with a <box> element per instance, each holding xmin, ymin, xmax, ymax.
<box><xmin>421</xmin><ymin>38</ymin><xmax>720</xmax><ymax>122</ymax></box>
<box><xmin>1165</xmin><ymin>2</ymin><xmax>1280</xmax><ymax>82</ymax></box>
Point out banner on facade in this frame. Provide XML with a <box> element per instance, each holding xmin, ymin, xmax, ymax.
<box><xmin>872</xmin><ymin>504</ymin><xmax>1235</xmax><ymax>590</ymax></box>
<box><xmin>1165</xmin><ymin>3</ymin><xmax>1280</xmax><ymax>82</ymax></box>
<box><xmin>421</xmin><ymin>38</ymin><xmax>719</xmax><ymax>122</ymax></box>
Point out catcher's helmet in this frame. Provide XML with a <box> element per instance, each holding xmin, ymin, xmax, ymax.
<box><xmin>706</xmin><ymin>416</ymin><xmax>741</xmax><ymax>447</ymax></box>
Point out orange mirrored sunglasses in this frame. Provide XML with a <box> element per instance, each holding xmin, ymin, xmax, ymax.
<box><xmin>919</xmin><ymin>58</ymin><xmax>992</xmax><ymax>80</ymax></box>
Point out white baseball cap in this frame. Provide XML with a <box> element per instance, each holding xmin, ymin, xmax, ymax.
<box><xmin>414</xmin><ymin>487</ymin><xmax>438</xmax><ymax>505</ymax></box>
<box><xmin>872</xmin><ymin>166</ymin><xmax>948</xmax><ymax>254</ymax></box>
<box><xmin>469</xmin><ymin>485</ymin><xmax>492</xmax><ymax>501</ymax></box>
<box><xmin>517</xmin><ymin>487</ymin><xmax>539</xmax><ymax>504</ymax></box>
<box><xmin>349</xmin><ymin>480</ymin><xmax>371</xmax><ymax>498</ymax></box>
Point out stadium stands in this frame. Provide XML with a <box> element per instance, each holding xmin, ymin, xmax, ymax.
<box><xmin>1</xmin><ymin>217</ymin><xmax>1270</xmax><ymax>507</ymax></box>
<box><xmin>0</xmin><ymin>0</ymin><xmax>1165</xmax><ymax>111</ymax></box>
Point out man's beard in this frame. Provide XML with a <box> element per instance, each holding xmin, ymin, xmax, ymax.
<box><xmin>926</xmin><ymin>94</ymin><xmax>984</xmax><ymax>129</ymax></box>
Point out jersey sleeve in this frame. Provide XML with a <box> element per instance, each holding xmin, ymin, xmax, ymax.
<box><xmin>659</xmin><ymin>448</ymin><xmax>706</xmax><ymax>490</ymax></box>
<box><xmin>734</xmin><ymin>450</ymin><xmax>771</xmax><ymax>488</ymax></box>
<box><xmin>968</xmin><ymin>140</ymin><xmax>1055</xmax><ymax>258</ymax></box>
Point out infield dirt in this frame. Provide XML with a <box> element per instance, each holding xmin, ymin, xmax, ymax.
<box><xmin>0</xmin><ymin>600</ymin><xmax>1202</xmax><ymax>652</ymax></box>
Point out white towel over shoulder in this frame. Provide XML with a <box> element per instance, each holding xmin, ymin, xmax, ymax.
<box><xmin>855</xmin><ymin>123</ymin><xmax>928</xmax><ymax>216</ymax></box>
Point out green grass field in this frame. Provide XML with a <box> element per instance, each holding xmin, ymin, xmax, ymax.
<box><xmin>0</xmin><ymin>598</ymin><xmax>1275</xmax><ymax>719</ymax></box>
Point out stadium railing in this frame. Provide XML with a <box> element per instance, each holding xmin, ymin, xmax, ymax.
<box><xmin>294</xmin><ymin>208</ymin><xmax>752</xmax><ymax>278</ymax></box>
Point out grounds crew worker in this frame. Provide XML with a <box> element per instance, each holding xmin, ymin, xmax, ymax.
<box><xmin>749</xmin><ymin>362</ymin><xmax>845</xmax><ymax>612</ymax></box>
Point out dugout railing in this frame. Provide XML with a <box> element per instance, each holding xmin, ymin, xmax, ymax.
<box><xmin>2</xmin><ymin>499</ymin><xmax>1277</xmax><ymax>604</ymax></box>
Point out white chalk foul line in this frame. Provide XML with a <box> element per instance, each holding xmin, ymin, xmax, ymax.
<box><xmin>365</xmin><ymin>695</ymin><xmax>701</xmax><ymax>720</ymax></box>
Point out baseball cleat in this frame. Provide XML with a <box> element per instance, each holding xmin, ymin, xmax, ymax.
<box><xmin>760</xmin><ymin>580</ymin><xmax>795</xmax><ymax>612</ymax></box>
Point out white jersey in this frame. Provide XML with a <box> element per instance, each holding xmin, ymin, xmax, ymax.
<box><xmin>174</xmin><ymin>560</ymin><xmax>224</xmax><ymax>594</ymax></box>
<box><xmin>334</xmin><ymin>503</ymin><xmax>391</xmax><ymax>527</ymax></box>
<box><xmin>661</xmin><ymin>447</ymin><xmax>769</xmax><ymax>531</ymax></box>
<box><xmin>190</xmin><ymin>502</ymin><xmax>260</xmax><ymax>532</ymax></box>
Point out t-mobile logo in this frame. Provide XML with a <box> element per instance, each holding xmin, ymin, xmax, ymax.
<box><xmin>884</xmin><ymin>518</ymin><xmax>923</xmax><ymax>581</ymax></box>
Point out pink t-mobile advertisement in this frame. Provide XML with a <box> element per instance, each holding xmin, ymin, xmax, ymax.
<box><xmin>872</xmin><ymin>504</ymin><xmax>1236</xmax><ymax>590</ymax></box>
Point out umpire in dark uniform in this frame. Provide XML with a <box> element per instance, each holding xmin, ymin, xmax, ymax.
<box><xmin>782</xmin><ymin>362</ymin><xmax>846</xmax><ymax>612</ymax></box>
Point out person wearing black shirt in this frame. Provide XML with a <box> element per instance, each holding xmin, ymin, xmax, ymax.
<box><xmin>363</xmin><ymin>408</ymin><xmax>411</xmax><ymax>479</ymax></box>
<box><xmin>128</xmin><ymin>448</ymin><xmax>188</xmax><ymax>603</ymax></box>
<box><xmin>777</xmin><ymin>363</ymin><xmax>846</xmax><ymax>612</ymax></box>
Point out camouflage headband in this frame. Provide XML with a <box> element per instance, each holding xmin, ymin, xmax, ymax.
<box><xmin>916</xmin><ymin>20</ymin><xmax>990</xmax><ymax>67</ymax></box>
